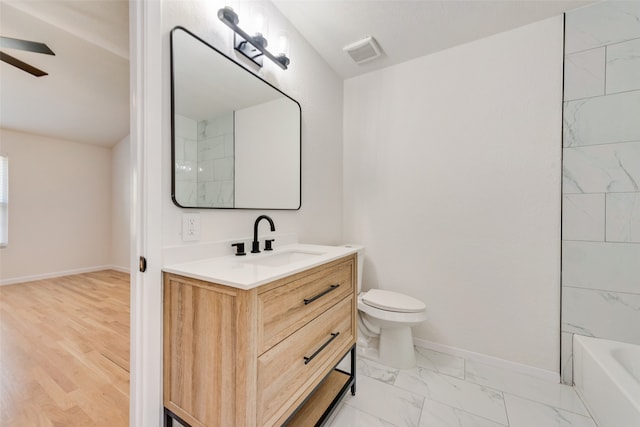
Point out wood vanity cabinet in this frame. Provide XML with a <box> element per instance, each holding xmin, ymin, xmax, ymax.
<box><xmin>163</xmin><ymin>254</ymin><xmax>357</xmax><ymax>427</ymax></box>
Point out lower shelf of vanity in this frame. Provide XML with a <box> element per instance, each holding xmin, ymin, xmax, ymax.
<box><xmin>285</xmin><ymin>368</ymin><xmax>353</xmax><ymax>427</ymax></box>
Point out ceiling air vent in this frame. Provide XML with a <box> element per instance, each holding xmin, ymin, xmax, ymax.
<box><xmin>343</xmin><ymin>36</ymin><xmax>382</xmax><ymax>64</ymax></box>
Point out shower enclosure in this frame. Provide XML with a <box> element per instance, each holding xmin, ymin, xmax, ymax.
<box><xmin>560</xmin><ymin>0</ymin><xmax>640</xmax><ymax>386</ymax></box>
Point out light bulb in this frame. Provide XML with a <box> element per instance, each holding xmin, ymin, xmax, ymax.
<box><xmin>276</xmin><ymin>30</ymin><xmax>290</xmax><ymax>57</ymax></box>
<box><xmin>248</xmin><ymin>4</ymin><xmax>268</xmax><ymax>37</ymax></box>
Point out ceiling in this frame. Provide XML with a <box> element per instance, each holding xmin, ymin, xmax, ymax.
<box><xmin>0</xmin><ymin>0</ymin><xmax>594</xmax><ymax>148</ymax></box>
<box><xmin>0</xmin><ymin>0</ymin><xmax>129</xmax><ymax>148</ymax></box>
<box><xmin>273</xmin><ymin>0</ymin><xmax>594</xmax><ymax>79</ymax></box>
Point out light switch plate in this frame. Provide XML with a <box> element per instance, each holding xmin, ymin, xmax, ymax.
<box><xmin>182</xmin><ymin>213</ymin><xmax>200</xmax><ymax>241</ymax></box>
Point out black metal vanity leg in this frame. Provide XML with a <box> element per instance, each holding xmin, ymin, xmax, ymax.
<box><xmin>350</xmin><ymin>345</ymin><xmax>357</xmax><ymax>396</ymax></box>
<box><xmin>165</xmin><ymin>407</ymin><xmax>192</xmax><ymax>427</ymax></box>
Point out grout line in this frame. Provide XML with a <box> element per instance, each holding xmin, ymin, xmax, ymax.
<box><xmin>563</xmin><ymin>139</ymin><xmax>640</xmax><ymax>150</ymax></box>
<box><xmin>564</xmin><ymin>87</ymin><xmax>640</xmax><ymax>103</ymax></box>
<box><xmin>565</xmin><ymin>35</ymin><xmax>640</xmax><ymax>56</ymax></box>
<box><xmin>603</xmin><ymin>44</ymin><xmax>608</xmax><ymax>95</ymax></box>
<box><xmin>562</xmin><ymin>238</ymin><xmax>640</xmax><ymax>245</ymax></box>
<box><xmin>503</xmin><ymin>390</ymin><xmax>511</xmax><ymax>427</ymax></box>
<box><xmin>462</xmin><ymin>357</ymin><xmax>466</xmax><ymax>381</ymax></box>
<box><xmin>563</xmin><ymin>190</ymin><xmax>640</xmax><ymax>196</ymax></box>
<box><xmin>604</xmin><ymin>192</ymin><xmax>608</xmax><ymax>242</ymax></box>
<box><xmin>562</xmin><ymin>285</ymin><xmax>640</xmax><ymax>296</ymax></box>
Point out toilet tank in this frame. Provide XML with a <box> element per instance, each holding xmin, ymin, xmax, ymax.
<box><xmin>343</xmin><ymin>244</ymin><xmax>364</xmax><ymax>292</ymax></box>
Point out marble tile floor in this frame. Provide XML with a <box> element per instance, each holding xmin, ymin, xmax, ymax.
<box><xmin>326</xmin><ymin>347</ymin><xmax>597</xmax><ymax>427</ymax></box>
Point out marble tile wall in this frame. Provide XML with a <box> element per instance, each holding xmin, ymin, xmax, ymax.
<box><xmin>561</xmin><ymin>0</ymin><xmax>640</xmax><ymax>385</ymax></box>
<box><xmin>196</xmin><ymin>113</ymin><xmax>234</xmax><ymax>208</ymax></box>
<box><xmin>174</xmin><ymin>114</ymin><xmax>198</xmax><ymax>206</ymax></box>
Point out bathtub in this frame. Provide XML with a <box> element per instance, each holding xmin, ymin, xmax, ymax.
<box><xmin>573</xmin><ymin>335</ymin><xmax>640</xmax><ymax>427</ymax></box>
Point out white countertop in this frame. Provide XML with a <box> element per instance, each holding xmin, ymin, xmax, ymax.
<box><xmin>163</xmin><ymin>243</ymin><xmax>357</xmax><ymax>289</ymax></box>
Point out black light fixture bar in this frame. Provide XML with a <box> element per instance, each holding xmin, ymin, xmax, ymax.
<box><xmin>217</xmin><ymin>6</ymin><xmax>290</xmax><ymax>70</ymax></box>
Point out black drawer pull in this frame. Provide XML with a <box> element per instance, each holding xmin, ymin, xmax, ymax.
<box><xmin>303</xmin><ymin>284</ymin><xmax>340</xmax><ymax>305</ymax></box>
<box><xmin>304</xmin><ymin>332</ymin><xmax>340</xmax><ymax>365</ymax></box>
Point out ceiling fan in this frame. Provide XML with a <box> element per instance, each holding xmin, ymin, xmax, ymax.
<box><xmin>0</xmin><ymin>35</ymin><xmax>55</xmax><ymax>77</ymax></box>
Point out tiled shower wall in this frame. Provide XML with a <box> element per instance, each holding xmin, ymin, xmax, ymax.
<box><xmin>196</xmin><ymin>113</ymin><xmax>234</xmax><ymax>208</ymax></box>
<box><xmin>561</xmin><ymin>1</ymin><xmax>640</xmax><ymax>385</ymax></box>
<box><xmin>174</xmin><ymin>114</ymin><xmax>198</xmax><ymax>206</ymax></box>
<box><xmin>174</xmin><ymin>113</ymin><xmax>234</xmax><ymax>207</ymax></box>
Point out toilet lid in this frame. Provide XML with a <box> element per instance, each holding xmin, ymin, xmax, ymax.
<box><xmin>362</xmin><ymin>289</ymin><xmax>426</xmax><ymax>313</ymax></box>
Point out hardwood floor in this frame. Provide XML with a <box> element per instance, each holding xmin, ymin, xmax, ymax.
<box><xmin>0</xmin><ymin>270</ymin><xmax>130</xmax><ymax>426</ymax></box>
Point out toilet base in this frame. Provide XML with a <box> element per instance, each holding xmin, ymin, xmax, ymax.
<box><xmin>358</xmin><ymin>326</ymin><xmax>417</xmax><ymax>369</ymax></box>
<box><xmin>379</xmin><ymin>326</ymin><xmax>416</xmax><ymax>369</ymax></box>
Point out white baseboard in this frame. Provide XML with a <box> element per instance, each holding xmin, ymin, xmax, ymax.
<box><xmin>0</xmin><ymin>265</ymin><xmax>129</xmax><ymax>286</ymax></box>
<box><xmin>413</xmin><ymin>337</ymin><xmax>560</xmax><ymax>384</ymax></box>
<box><xmin>109</xmin><ymin>265</ymin><xmax>131</xmax><ymax>274</ymax></box>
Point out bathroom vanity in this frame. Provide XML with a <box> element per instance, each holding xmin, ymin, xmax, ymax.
<box><xmin>162</xmin><ymin>245</ymin><xmax>357</xmax><ymax>427</ymax></box>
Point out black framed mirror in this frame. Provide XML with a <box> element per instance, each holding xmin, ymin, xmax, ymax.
<box><xmin>170</xmin><ymin>26</ymin><xmax>301</xmax><ymax>209</ymax></box>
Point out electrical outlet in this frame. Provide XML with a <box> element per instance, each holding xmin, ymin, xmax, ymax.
<box><xmin>182</xmin><ymin>213</ymin><xmax>200</xmax><ymax>241</ymax></box>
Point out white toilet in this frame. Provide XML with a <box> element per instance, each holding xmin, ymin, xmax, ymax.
<box><xmin>348</xmin><ymin>245</ymin><xmax>427</xmax><ymax>369</ymax></box>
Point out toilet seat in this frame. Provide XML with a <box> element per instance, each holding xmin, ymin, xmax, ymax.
<box><xmin>362</xmin><ymin>289</ymin><xmax>426</xmax><ymax>313</ymax></box>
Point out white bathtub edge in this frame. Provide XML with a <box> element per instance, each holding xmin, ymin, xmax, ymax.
<box><xmin>573</xmin><ymin>335</ymin><xmax>640</xmax><ymax>427</ymax></box>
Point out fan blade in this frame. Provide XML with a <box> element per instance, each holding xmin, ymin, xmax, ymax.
<box><xmin>0</xmin><ymin>51</ymin><xmax>48</xmax><ymax>77</ymax></box>
<box><xmin>0</xmin><ymin>36</ymin><xmax>55</xmax><ymax>55</ymax></box>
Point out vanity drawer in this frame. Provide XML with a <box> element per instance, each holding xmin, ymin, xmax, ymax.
<box><xmin>258</xmin><ymin>257</ymin><xmax>355</xmax><ymax>353</ymax></box>
<box><xmin>256</xmin><ymin>296</ymin><xmax>355</xmax><ymax>426</ymax></box>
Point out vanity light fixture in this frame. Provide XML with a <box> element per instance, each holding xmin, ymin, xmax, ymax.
<box><xmin>217</xmin><ymin>6</ymin><xmax>290</xmax><ymax>70</ymax></box>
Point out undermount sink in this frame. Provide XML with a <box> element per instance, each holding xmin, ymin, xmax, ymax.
<box><xmin>243</xmin><ymin>250</ymin><xmax>325</xmax><ymax>267</ymax></box>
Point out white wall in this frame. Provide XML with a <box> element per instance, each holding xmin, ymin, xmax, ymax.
<box><xmin>0</xmin><ymin>128</ymin><xmax>112</xmax><ymax>283</ymax></box>
<box><xmin>235</xmin><ymin>98</ymin><xmax>300</xmax><ymax>208</ymax></box>
<box><xmin>111</xmin><ymin>135</ymin><xmax>130</xmax><ymax>271</ymax></box>
<box><xmin>162</xmin><ymin>0</ymin><xmax>344</xmax><ymax>249</ymax></box>
<box><xmin>343</xmin><ymin>17</ymin><xmax>563</xmax><ymax>372</ymax></box>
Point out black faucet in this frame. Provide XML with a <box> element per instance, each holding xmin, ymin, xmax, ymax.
<box><xmin>252</xmin><ymin>215</ymin><xmax>275</xmax><ymax>253</ymax></box>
